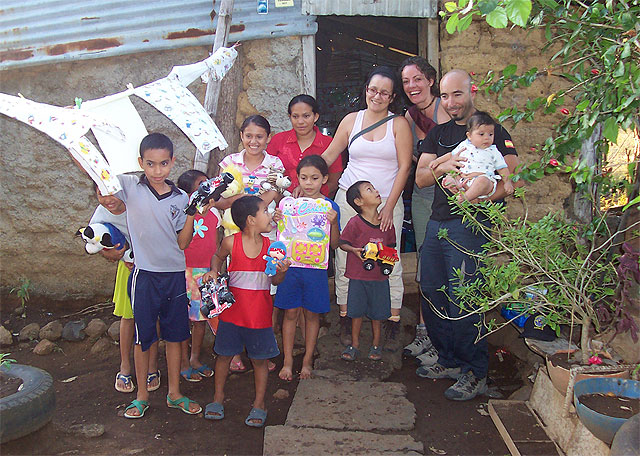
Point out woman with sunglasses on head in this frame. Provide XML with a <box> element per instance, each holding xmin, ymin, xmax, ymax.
<box><xmin>322</xmin><ymin>66</ymin><xmax>412</xmax><ymax>351</ymax></box>
<box><xmin>398</xmin><ymin>57</ymin><xmax>450</xmax><ymax>365</ymax></box>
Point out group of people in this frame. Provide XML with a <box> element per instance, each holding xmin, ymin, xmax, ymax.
<box><xmin>86</xmin><ymin>55</ymin><xmax>520</xmax><ymax>427</ymax></box>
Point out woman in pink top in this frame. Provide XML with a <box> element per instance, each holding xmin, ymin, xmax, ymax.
<box><xmin>267</xmin><ymin>94</ymin><xmax>342</xmax><ymax>197</ymax></box>
<box><xmin>321</xmin><ymin>66</ymin><xmax>412</xmax><ymax>349</ymax></box>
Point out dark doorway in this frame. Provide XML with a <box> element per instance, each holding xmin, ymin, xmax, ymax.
<box><xmin>315</xmin><ymin>15</ymin><xmax>419</xmax><ymax>134</ymax></box>
<box><xmin>314</xmin><ymin>15</ymin><xmax>420</xmax><ymax>253</ymax></box>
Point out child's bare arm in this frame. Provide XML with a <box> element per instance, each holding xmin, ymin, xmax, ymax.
<box><xmin>339</xmin><ymin>242</ymin><xmax>362</xmax><ymax>259</ymax></box>
<box><xmin>203</xmin><ymin>235</ymin><xmax>232</xmax><ymax>282</ymax></box>
<box><xmin>327</xmin><ymin>209</ymin><xmax>340</xmax><ymax>250</ymax></box>
<box><xmin>272</xmin><ymin>259</ymin><xmax>291</xmax><ymax>286</ymax></box>
<box><xmin>429</xmin><ymin>152</ymin><xmax>452</xmax><ymax>170</ymax></box>
<box><xmin>99</xmin><ymin>243</ymin><xmax>126</xmax><ymax>262</ymax></box>
<box><xmin>177</xmin><ymin>214</ymin><xmax>196</xmax><ymax>250</ymax></box>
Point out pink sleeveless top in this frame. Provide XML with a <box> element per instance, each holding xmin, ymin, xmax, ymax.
<box><xmin>338</xmin><ymin>110</ymin><xmax>399</xmax><ymax>198</ymax></box>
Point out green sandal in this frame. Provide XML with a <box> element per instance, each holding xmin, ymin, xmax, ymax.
<box><xmin>124</xmin><ymin>399</ymin><xmax>149</xmax><ymax>419</ymax></box>
<box><xmin>167</xmin><ymin>395</ymin><xmax>202</xmax><ymax>415</ymax></box>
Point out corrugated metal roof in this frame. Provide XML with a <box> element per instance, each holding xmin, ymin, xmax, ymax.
<box><xmin>0</xmin><ymin>0</ymin><xmax>317</xmax><ymax>70</ymax></box>
<box><xmin>302</xmin><ymin>0</ymin><xmax>437</xmax><ymax>17</ymax></box>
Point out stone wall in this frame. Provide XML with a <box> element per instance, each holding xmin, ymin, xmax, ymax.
<box><xmin>0</xmin><ymin>36</ymin><xmax>304</xmax><ymax>302</ymax></box>
<box><xmin>237</xmin><ymin>36</ymin><xmax>307</xmax><ymax>136</ymax></box>
<box><xmin>440</xmin><ymin>20</ymin><xmax>573</xmax><ymax>220</ymax></box>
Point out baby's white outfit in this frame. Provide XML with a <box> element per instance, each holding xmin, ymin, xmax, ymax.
<box><xmin>452</xmin><ymin>139</ymin><xmax>508</xmax><ymax>197</ymax></box>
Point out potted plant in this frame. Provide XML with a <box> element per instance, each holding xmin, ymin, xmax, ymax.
<box><xmin>435</xmin><ymin>189</ymin><xmax>639</xmax><ymax>393</ymax></box>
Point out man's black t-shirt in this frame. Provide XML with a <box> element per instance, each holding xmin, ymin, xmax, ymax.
<box><xmin>417</xmin><ymin>119</ymin><xmax>518</xmax><ymax>220</ymax></box>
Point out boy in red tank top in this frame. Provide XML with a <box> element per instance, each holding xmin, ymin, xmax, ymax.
<box><xmin>202</xmin><ymin>196</ymin><xmax>290</xmax><ymax>427</ymax></box>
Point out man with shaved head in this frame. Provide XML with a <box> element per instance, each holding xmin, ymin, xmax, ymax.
<box><xmin>414</xmin><ymin>69</ymin><xmax>520</xmax><ymax>401</ymax></box>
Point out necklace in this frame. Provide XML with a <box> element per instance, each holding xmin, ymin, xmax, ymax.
<box><xmin>419</xmin><ymin>95</ymin><xmax>436</xmax><ymax>113</ymax></box>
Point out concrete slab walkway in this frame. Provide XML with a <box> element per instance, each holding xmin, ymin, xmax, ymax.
<box><xmin>264</xmin><ymin>379</ymin><xmax>423</xmax><ymax>455</ymax></box>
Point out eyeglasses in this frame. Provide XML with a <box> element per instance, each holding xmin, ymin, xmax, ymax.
<box><xmin>366</xmin><ymin>86</ymin><xmax>393</xmax><ymax>101</ymax></box>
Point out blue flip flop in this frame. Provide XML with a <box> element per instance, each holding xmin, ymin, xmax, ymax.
<box><xmin>245</xmin><ymin>407</ymin><xmax>267</xmax><ymax>428</ymax></box>
<box><xmin>180</xmin><ymin>367</ymin><xmax>202</xmax><ymax>382</ymax></box>
<box><xmin>204</xmin><ymin>402</ymin><xmax>225</xmax><ymax>420</ymax></box>
<box><xmin>146</xmin><ymin>370</ymin><xmax>161</xmax><ymax>392</ymax></box>
<box><xmin>115</xmin><ymin>372</ymin><xmax>135</xmax><ymax>393</ymax></box>
<box><xmin>341</xmin><ymin>345</ymin><xmax>359</xmax><ymax>362</ymax></box>
<box><xmin>194</xmin><ymin>364</ymin><xmax>214</xmax><ymax>378</ymax></box>
<box><xmin>124</xmin><ymin>399</ymin><xmax>149</xmax><ymax>419</ymax></box>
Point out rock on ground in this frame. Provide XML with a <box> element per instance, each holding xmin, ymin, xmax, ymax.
<box><xmin>264</xmin><ymin>426</ymin><xmax>423</xmax><ymax>456</ymax></box>
<box><xmin>0</xmin><ymin>326</ymin><xmax>13</xmax><ymax>346</ymax></box>
<box><xmin>18</xmin><ymin>322</ymin><xmax>40</xmax><ymax>341</ymax></box>
<box><xmin>107</xmin><ymin>320</ymin><xmax>120</xmax><ymax>341</ymax></box>
<box><xmin>85</xmin><ymin>318</ymin><xmax>107</xmax><ymax>339</ymax></box>
<box><xmin>62</xmin><ymin>320</ymin><xmax>86</xmax><ymax>341</ymax></box>
<box><xmin>39</xmin><ymin>320</ymin><xmax>63</xmax><ymax>341</ymax></box>
<box><xmin>273</xmin><ymin>389</ymin><xmax>290</xmax><ymax>400</ymax></box>
<box><xmin>286</xmin><ymin>379</ymin><xmax>415</xmax><ymax>432</ymax></box>
<box><xmin>90</xmin><ymin>338</ymin><xmax>113</xmax><ymax>357</ymax></box>
<box><xmin>33</xmin><ymin>339</ymin><xmax>56</xmax><ymax>355</ymax></box>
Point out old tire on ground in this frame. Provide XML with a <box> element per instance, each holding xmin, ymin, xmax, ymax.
<box><xmin>0</xmin><ymin>364</ymin><xmax>55</xmax><ymax>443</ymax></box>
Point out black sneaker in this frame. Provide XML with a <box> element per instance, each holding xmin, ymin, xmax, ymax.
<box><xmin>444</xmin><ymin>371</ymin><xmax>487</xmax><ymax>401</ymax></box>
<box><xmin>383</xmin><ymin>320</ymin><xmax>401</xmax><ymax>352</ymax></box>
<box><xmin>339</xmin><ymin>316</ymin><xmax>352</xmax><ymax>346</ymax></box>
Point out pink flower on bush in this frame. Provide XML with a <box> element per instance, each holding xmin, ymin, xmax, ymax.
<box><xmin>588</xmin><ymin>355</ymin><xmax>602</xmax><ymax>365</ymax></box>
<box><xmin>470</xmin><ymin>71</ymin><xmax>476</xmax><ymax>76</ymax></box>
<box><xmin>591</xmin><ymin>69</ymin><xmax>600</xmax><ymax>75</ymax></box>
<box><xmin>549</xmin><ymin>158</ymin><xmax>559</xmax><ymax>166</ymax></box>
<box><xmin>471</xmin><ymin>84</ymin><xmax>478</xmax><ymax>93</ymax></box>
<box><xmin>560</xmin><ymin>108</ymin><xmax>570</xmax><ymax>115</ymax></box>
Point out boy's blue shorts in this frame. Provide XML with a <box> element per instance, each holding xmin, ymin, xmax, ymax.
<box><xmin>129</xmin><ymin>268</ymin><xmax>190</xmax><ymax>351</ymax></box>
<box><xmin>274</xmin><ymin>267</ymin><xmax>330</xmax><ymax>314</ymax></box>
<box><xmin>346</xmin><ymin>279</ymin><xmax>391</xmax><ymax>321</ymax></box>
<box><xmin>214</xmin><ymin>321</ymin><xmax>279</xmax><ymax>360</ymax></box>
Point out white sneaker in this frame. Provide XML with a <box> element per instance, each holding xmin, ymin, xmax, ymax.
<box><xmin>416</xmin><ymin>346</ymin><xmax>438</xmax><ymax>366</ymax></box>
<box><xmin>403</xmin><ymin>329</ymin><xmax>432</xmax><ymax>357</ymax></box>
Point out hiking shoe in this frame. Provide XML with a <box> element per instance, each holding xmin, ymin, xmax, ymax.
<box><xmin>339</xmin><ymin>316</ymin><xmax>352</xmax><ymax>346</ymax></box>
<box><xmin>383</xmin><ymin>320</ymin><xmax>401</xmax><ymax>352</ymax></box>
<box><xmin>444</xmin><ymin>371</ymin><xmax>488</xmax><ymax>401</ymax></box>
<box><xmin>416</xmin><ymin>346</ymin><xmax>439</xmax><ymax>367</ymax></box>
<box><xmin>416</xmin><ymin>363</ymin><xmax>461</xmax><ymax>379</ymax></box>
<box><xmin>404</xmin><ymin>329</ymin><xmax>433</xmax><ymax>357</ymax></box>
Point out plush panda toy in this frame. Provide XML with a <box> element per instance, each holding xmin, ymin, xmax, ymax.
<box><xmin>76</xmin><ymin>223</ymin><xmax>134</xmax><ymax>263</ymax></box>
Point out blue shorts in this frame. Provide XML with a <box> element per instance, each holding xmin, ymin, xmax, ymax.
<box><xmin>129</xmin><ymin>269</ymin><xmax>190</xmax><ymax>351</ymax></box>
<box><xmin>274</xmin><ymin>267</ymin><xmax>330</xmax><ymax>314</ymax></box>
<box><xmin>347</xmin><ymin>279</ymin><xmax>391</xmax><ymax>321</ymax></box>
<box><xmin>214</xmin><ymin>321</ymin><xmax>280</xmax><ymax>360</ymax></box>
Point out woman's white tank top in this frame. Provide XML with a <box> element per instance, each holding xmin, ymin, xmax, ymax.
<box><xmin>338</xmin><ymin>110</ymin><xmax>399</xmax><ymax>198</ymax></box>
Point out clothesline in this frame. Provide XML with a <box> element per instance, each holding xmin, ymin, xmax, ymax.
<box><xmin>0</xmin><ymin>46</ymin><xmax>238</xmax><ymax>195</ymax></box>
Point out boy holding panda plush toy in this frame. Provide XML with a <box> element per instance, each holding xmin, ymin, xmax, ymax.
<box><xmin>83</xmin><ymin>183</ymin><xmax>161</xmax><ymax>395</ymax></box>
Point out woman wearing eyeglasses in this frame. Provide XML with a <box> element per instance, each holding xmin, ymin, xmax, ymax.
<box><xmin>322</xmin><ymin>66</ymin><xmax>412</xmax><ymax>350</ymax></box>
<box><xmin>398</xmin><ymin>57</ymin><xmax>450</xmax><ymax>363</ymax></box>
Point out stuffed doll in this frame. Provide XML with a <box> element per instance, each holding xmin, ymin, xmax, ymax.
<box><xmin>263</xmin><ymin>241</ymin><xmax>287</xmax><ymax>276</ymax></box>
<box><xmin>260</xmin><ymin>166</ymin><xmax>292</xmax><ymax>197</ymax></box>
<box><xmin>76</xmin><ymin>223</ymin><xmax>134</xmax><ymax>263</ymax></box>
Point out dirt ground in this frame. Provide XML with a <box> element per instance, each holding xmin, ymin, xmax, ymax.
<box><xmin>0</xmin><ymin>294</ymin><xmax>525</xmax><ymax>455</ymax></box>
